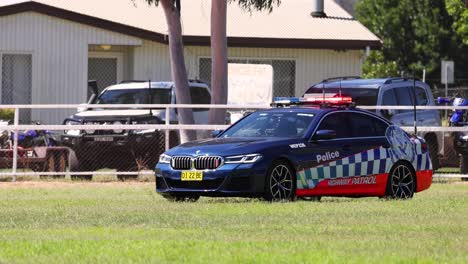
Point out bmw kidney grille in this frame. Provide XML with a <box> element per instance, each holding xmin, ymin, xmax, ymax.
<box><xmin>171</xmin><ymin>156</ymin><xmax>223</xmax><ymax>170</ymax></box>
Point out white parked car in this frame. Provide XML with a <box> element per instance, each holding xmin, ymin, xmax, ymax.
<box><xmin>61</xmin><ymin>80</ymin><xmax>211</xmax><ymax>174</ymax></box>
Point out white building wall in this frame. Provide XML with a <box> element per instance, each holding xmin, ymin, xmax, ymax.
<box><xmin>0</xmin><ymin>12</ymin><xmax>364</xmax><ymax>123</ymax></box>
<box><xmin>0</xmin><ymin>12</ymin><xmax>142</xmax><ymax>123</ymax></box>
<box><xmin>184</xmin><ymin>46</ymin><xmax>363</xmax><ymax>96</ymax></box>
<box><xmin>132</xmin><ymin>40</ymin><xmax>172</xmax><ymax>81</ymax></box>
<box><xmin>134</xmin><ymin>42</ymin><xmax>363</xmax><ymax>96</ymax></box>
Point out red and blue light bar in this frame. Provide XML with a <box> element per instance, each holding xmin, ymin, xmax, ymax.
<box><xmin>272</xmin><ymin>95</ymin><xmax>353</xmax><ymax>107</ymax></box>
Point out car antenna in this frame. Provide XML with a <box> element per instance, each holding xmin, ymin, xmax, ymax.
<box><xmin>322</xmin><ymin>81</ymin><xmax>325</xmax><ymax>101</ymax></box>
<box><xmin>148</xmin><ymin>80</ymin><xmax>153</xmax><ymax>116</ymax></box>
<box><xmin>412</xmin><ymin>73</ymin><xmax>417</xmax><ymax>135</ymax></box>
<box><xmin>339</xmin><ymin>79</ymin><xmax>342</xmax><ymax>97</ymax></box>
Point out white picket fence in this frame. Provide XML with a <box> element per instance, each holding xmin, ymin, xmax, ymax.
<box><xmin>0</xmin><ymin>103</ymin><xmax>467</xmax><ymax>181</ymax></box>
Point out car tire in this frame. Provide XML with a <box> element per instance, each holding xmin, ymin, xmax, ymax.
<box><xmin>161</xmin><ymin>193</ymin><xmax>200</xmax><ymax>202</ymax></box>
<box><xmin>385</xmin><ymin>162</ymin><xmax>415</xmax><ymax>199</ymax></box>
<box><xmin>44</xmin><ymin>154</ymin><xmax>56</xmax><ymax>173</ymax></box>
<box><xmin>426</xmin><ymin>136</ymin><xmax>440</xmax><ymax>170</ymax></box>
<box><xmin>38</xmin><ymin>154</ymin><xmax>56</xmax><ymax>179</ymax></box>
<box><xmin>263</xmin><ymin>160</ymin><xmax>296</xmax><ymax>202</ymax></box>
<box><xmin>299</xmin><ymin>196</ymin><xmax>321</xmax><ymax>202</ymax></box>
<box><xmin>54</xmin><ymin>152</ymin><xmax>67</xmax><ymax>173</ymax></box>
<box><xmin>460</xmin><ymin>155</ymin><xmax>468</xmax><ymax>181</ymax></box>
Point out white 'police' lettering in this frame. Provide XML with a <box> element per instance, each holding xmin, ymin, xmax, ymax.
<box><xmin>316</xmin><ymin>151</ymin><xmax>340</xmax><ymax>163</ymax></box>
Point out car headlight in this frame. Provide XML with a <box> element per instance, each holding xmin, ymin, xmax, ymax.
<box><xmin>113</xmin><ymin>121</ymin><xmax>123</xmax><ymax>134</ymax></box>
<box><xmin>224</xmin><ymin>154</ymin><xmax>262</xmax><ymax>164</ymax></box>
<box><xmin>83</xmin><ymin>121</ymin><xmax>98</xmax><ymax>134</ymax></box>
<box><xmin>159</xmin><ymin>153</ymin><xmax>172</xmax><ymax>164</ymax></box>
<box><xmin>65</xmin><ymin>120</ymin><xmax>81</xmax><ymax>136</ymax></box>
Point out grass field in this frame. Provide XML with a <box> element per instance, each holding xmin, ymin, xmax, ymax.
<box><xmin>0</xmin><ymin>182</ymin><xmax>466</xmax><ymax>263</ymax></box>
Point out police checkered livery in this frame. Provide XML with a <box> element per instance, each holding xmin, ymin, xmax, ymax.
<box><xmin>297</xmin><ymin>139</ymin><xmax>431</xmax><ymax>190</ymax></box>
<box><xmin>411</xmin><ymin>138</ymin><xmax>432</xmax><ymax>172</ymax></box>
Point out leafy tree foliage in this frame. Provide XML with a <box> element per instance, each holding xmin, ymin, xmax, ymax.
<box><xmin>356</xmin><ymin>0</ymin><xmax>454</xmax><ymax>77</ymax></box>
<box><xmin>362</xmin><ymin>51</ymin><xmax>399</xmax><ymax>79</ymax></box>
<box><xmin>232</xmin><ymin>0</ymin><xmax>280</xmax><ymax>12</ymax></box>
<box><xmin>446</xmin><ymin>0</ymin><xmax>468</xmax><ymax>45</ymax></box>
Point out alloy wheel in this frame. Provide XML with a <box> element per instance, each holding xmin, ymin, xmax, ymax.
<box><xmin>269</xmin><ymin>164</ymin><xmax>294</xmax><ymax>201</ymax></box>
<box><xmin>389</xmin><ymin>164</ymin><xmax>415</xmax><ymax>199</ymax></box>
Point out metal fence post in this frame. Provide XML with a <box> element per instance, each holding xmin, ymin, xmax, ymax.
<box><xmin>165</xmin><ymin>106</ymin><xmax>170</xmax><ymax>151</ymax></box>
<box><xmin>12</xmin><ymin>107</ymin><xmax>19</xmax><ymax>182</ymax></box>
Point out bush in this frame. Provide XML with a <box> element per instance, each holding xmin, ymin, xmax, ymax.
<box><xmin>0</xmin><ymin>109</ymin><xmax>15</xmax><ymax>121</ymax></box>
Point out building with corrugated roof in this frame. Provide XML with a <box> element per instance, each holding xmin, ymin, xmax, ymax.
<box><xmin>0</xmin><ymin>0</ymin><xmax>380</xmax><ymax>123</ymax></box>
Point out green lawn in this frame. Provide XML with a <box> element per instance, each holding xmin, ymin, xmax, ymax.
<box><xmin>0</xmin><ymin>182</ymin><xmax>466</xmax><ymax>263</ymax></box>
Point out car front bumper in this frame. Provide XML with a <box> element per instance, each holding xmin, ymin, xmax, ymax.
<box><xmin>155</xmin><ymin>162</ymin><xmax>268</xmax><ymax>197</ymax></box>
<box><xmin>61</xmin><ymin>132</ymin><xmax>163</xmax><ymax>152</ymax></box>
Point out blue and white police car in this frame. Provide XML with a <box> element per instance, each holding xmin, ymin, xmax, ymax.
<box><xmin>155</xmin><ymin>96</ymin><xmax>432</xmax><ymax>201</ymax></box>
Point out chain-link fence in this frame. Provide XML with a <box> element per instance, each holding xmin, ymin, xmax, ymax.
<box><xmin>425</xmin><ymin>78</ymin><xmax>468</xmax><ymax>177</ymax></box>
<box><xmin>0</xmin><ymin>104</ymin><xmax>261</xmax><ymax>181</ymax></box>
<box><xmin>0</xmin><ymin>104</ymin><xmax>467</xmax><ymax>182</ymax></box>
<box><xmin>428</xmin><ymin>78</ymin><xmax>468</xmax><ymax>98</ymax></box>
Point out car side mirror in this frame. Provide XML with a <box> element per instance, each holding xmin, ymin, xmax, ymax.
<box><xmin>313</xmin><ymin>129</ymin><xmax>336</xmax><ymax>140</ymax></box>
<box><xmin>211</xmin><ymin>130</ymin><xmax>224</xmax><ymax>138</ymax></box>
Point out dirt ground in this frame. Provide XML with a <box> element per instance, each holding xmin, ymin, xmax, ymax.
<box><xmin>0</xmin><ymin>181</ymin><xmax>154</xmax><ymax>189</ymax></box>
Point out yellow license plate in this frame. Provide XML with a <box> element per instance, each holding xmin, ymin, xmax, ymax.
<box><xmin>181</xmin><ymin>171</ymin><xmax>203</xmax><ymax>181</ymax></box>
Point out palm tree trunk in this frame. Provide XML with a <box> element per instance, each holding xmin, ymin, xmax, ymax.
<box><xmin>160</xmin><ymin>0</ymin><xmax>196</xmax><ymax>143</ymax></box>
<box><xmin>209</xmin><ymin>0</ymin><xmax>228</xmax><ymax>125</ymax></box>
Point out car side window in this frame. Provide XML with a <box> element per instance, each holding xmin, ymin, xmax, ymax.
<box><xmin>190</xmin><ymin>86</ymin><xmax>211</xmax><ymax>112</ymax></box>
<box><xmin>374</xmin><ymin>117</ymin><xmax>389</xmax><ymax>136</ymax></box>
<box><xmin>349</xmin><ymin>113</ymin><xmax>389</xmax><ymax>137</ymax></box>
<box><xmin>395</xmin><ymin>87</ymin><xmax>414</xmax><ymax>112</ymax></box>
<box><xmin>316</xmin><ymin>112</ymin><xmax>351</xmax><ymax>139</ymax></box>
<box><xmin>382</xmin><ymin>89</ymin><xmax>398</xmax><ymax>106</ymax></box>
<box><xmin>415</xmin><ymin>87</ymin><xmax>428</xmax><ymax>105</ymax></box>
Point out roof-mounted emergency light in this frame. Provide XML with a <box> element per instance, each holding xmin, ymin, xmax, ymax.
<box><xmin>271</xmin><ymin>96</ymin><xmax>354</xmax><ymax>108</ymax></box>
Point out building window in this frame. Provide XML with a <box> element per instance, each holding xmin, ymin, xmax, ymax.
<box><xmin>198</xmin><ymin>58</ymin><xmax>296</xmax><ymax>97</ymax></box>
<box><xmin>1</xmin><ymin>54</ymin><xmax>32</xmax><ymax>122</ymax></box>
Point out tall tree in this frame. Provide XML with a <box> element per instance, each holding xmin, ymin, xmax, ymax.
<box><xmin>208</xmin><ymin>0</ymin><xmax>280</xmax><ymax>125</ymax></box>
<box><xmin>141</xmin><ymin>0</ymin><xmax>196</xmax><ymax>143</ymax></box>
<box><xmin>446</xmin><ymin>0</ymin><xmax>468</xmax><ymax>45</ymax></box>
<box><xmin>446</xmin><ymin>0</ymin><xmax>468</xmax><ymax>77</ymax></box>
<box><xmin>356</xmin><ymin>0</ymin><xmax>453</xmax><ymax>77</ymax></box>
<box><xmin>208</xmin><ymin>0</ymin><xmax>228</xmax><ymax>125</ymax></box>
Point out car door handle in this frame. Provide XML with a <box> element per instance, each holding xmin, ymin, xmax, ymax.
<box><xmin>342</xmin><ymin>145</ymin><xmax>352</xmax><ymax>151</ymax></box>
<box><xmin>382</xmin><ymin>143</ymin><xmax>391</xmax><ymax>149</ymax></box>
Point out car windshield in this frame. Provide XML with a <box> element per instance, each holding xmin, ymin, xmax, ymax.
<box><xmin>305</xmin><ymin>87</ymin><xmax>378</xmax><ymax>105</ymax></box>
<box><xmin>96</xmin><ymin>89</ymin><xmax>172</xmax><ymax>104</ymax></box>
<box><xmin>221</xmin><ymin>111</ymin><xmax>315</xmax><ymax>138</ymax></box>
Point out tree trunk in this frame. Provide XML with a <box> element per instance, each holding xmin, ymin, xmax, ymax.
<box><xmin>161</xmin><ymin>0</ymin><xmax>196</xmax><ymax>143</ymax></box>
<box><xmin>209</xmin><ymin>0</ymin><xmax>228</xmax><ymax>125</ymax></box>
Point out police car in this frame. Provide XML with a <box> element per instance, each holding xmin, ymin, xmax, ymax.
<box><xmin>155</xmin><ymin>96</ymin><xmax>433</xmax><ymax>201</ymax></box>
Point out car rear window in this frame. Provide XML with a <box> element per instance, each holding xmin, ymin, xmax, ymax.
<box><xmin>304</xmin><ymin>87</ymin><xmax>378</xmax><ymax>106</ymax></box>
